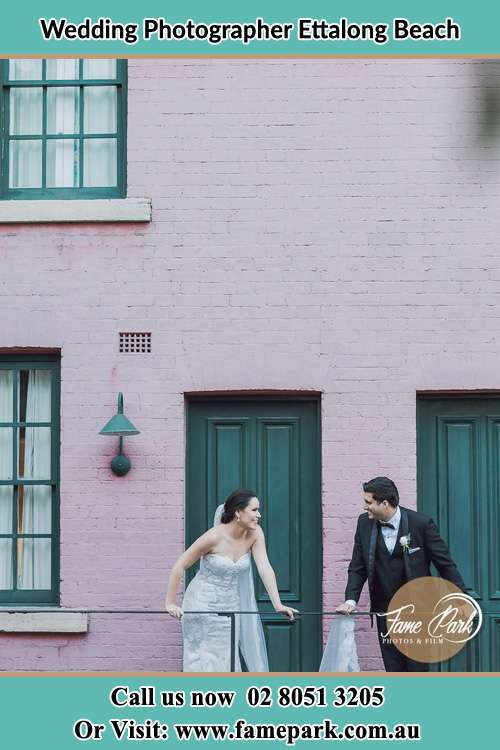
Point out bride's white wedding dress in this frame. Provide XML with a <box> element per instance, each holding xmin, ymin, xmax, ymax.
<box><xmin>180</xmin><ymin>505</ymin><xmax>359</xmax><ymax>672</ymax></box>
<box><xmin>181</xmin><ymin>508</ymin><xmax>268</xmax><ymax>672</ymax></box>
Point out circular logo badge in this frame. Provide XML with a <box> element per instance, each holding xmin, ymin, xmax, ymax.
<box><xmin>383</xmin><ymin>577</ymin><xmax>482</xmax><ymax>663</ymax></box>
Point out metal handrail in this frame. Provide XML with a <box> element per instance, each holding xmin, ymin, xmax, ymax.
<box><xmin>0</xmin><ymin>608</ymin><xmax>376</xmax><ymax>615</ymax></box>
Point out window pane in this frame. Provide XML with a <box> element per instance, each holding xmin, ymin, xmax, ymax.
<box><xmin>9</xmin><ymin>59</ymin><xmax>42</xmax><ymax>80</ymax></box>
<box><xmin>47</xmin><ymin>87</ymin><xmax>79</xmax><ymax>134</ymax></box>
<box><xmin>9</xmin><ymin>140</ymin><xmax>42</xmax><ymax>188</ymax></box>
<box><xmin>0</xmin><ymin>487</ymin><xmax>13</xmax><ymax>534</ymax></box>
<box><xmin>18</xmin><ymin>538</ymin><xmax>51</xmax><ymax>589</ymax></box>
<box><xmin>46</xmin><ymin>59</ymin><xmax>79</xmax><ymax>80</ymax></box>
<box><xmin>18</xmin><ymin>427</ymin><xmax>51</xmax><ymax>480</ymax></box>
<box><xmin>18</xmin><ymin>485</ymin><xmax>51</xmax><ymax>535</ymax></box>
<box><xmin>47</xmin><ymin>140</ymin><xmax>80</xmax><ymax>187</ymax></box>
<box><xmin>0</xmin><ymin>540</ymin><xmax>12</xmax><ymax>589</ymax></box>
<box><xmin>84</xmin><ymin>86</ymin><xmax>117</xmax><ymax>134</ymax></box>
<box><xmin>10</xmin><ymin>88</ymin><xmax>43</xmax><ymax>135</ymax></box>
<box><xmin>0</xmin><ymin>429</ymin><xmax>13</xmax><ymax>479</ymax></box>
<box><xmin>18</xmin><ymin>370</ymin><xmax>52</xmax><ymax>423</ymax></box>
<box><xmin>84</xmin><ymin>138</ymin><xmax>117</xmax><ymax>187</ymax></box>
<box><xmin>0</xmin><ymin>371</ymin><xmax>13</xmax><ymax>422</ymax></box>
<box><xmin>83</xmin><ymin>59</ymin><xmax>116</xmax><ymax>79</ymax></box>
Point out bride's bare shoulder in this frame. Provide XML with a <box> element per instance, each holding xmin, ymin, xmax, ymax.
<box><xmin>204</xmin><ymin>527</ymin><xmax>221</xmax><ymax>542</ymax></box>
<box><xmin>205</xmin><ymin>526</ymin><xmax>227</xmax><ymax>546</ymax></box>
<box><xmin>191</xmin><ymin>526</ymin><xmax>220</xmax><ymax>551</ymax></box>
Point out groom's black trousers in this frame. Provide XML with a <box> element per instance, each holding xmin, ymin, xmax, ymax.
<box><xmin>375</xmin><ymin>615</ymin><xmax>430</xmax><ymax>672</ymax></box>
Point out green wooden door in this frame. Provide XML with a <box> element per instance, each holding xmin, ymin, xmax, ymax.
<box><xmin>417</xmin><ymin>396</ymin><xmax>500</xmax><ymax>671</ymax></box>
<box><xmin>186</xmin><ymin>396</ymin><xmax>321</xmax><ymax>671</ymax></box>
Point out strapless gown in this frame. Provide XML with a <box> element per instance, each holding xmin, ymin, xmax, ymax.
<box><xmin>182</xmin><ymin>552</ymin><xmax>251</xmax><ymax>672</ymax></box>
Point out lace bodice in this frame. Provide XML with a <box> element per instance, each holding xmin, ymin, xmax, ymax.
<box><xmin>198</xmin><ymin>552</ymin><xmax>251</xmax><ymax>589</ymax></box>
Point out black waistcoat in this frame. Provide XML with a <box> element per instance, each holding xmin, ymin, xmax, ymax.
<box><xmin>372</xmin><ymin>530</ymin><xmax>407</xmax><ymax>609</ymax></box>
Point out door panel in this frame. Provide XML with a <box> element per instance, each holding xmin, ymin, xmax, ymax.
<box><xmin>437</xmin><ymin>417</ymin><xmax>482</xmax><ymax>599</ymax></box>
<box><xmin>186</xmin><ymin>396</ymin><xmax>321</xmax><ymax>671</ymax></box>
<box><xmin>417</xmin><ymin>397</ymin><xmax>500</xmax><ymax>671</ymax></box>
<box><xmin>256</xmin><ymin>417</ymin><xmax>299</xmax><ymax>601</ymax></box>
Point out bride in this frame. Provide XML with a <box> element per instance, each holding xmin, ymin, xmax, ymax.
<box><xmin>165</xmin><ymin>489</ymin><xmax>297</xmax><ymax>671</ymax></box>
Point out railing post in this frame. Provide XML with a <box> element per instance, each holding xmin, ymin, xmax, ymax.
<box><xmin>216</xmin><ymin>612</ymin><xmax>237</xmax><ymax>672</ymax></box>
<box><xmin>229</xmin><ymin>612</ymin><xmax>236</xmax><ymax>672</ymax></box>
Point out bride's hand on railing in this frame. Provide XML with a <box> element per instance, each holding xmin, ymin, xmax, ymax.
<box><xmin>276</xmin><ymin>604</ymin><xmax>299</xmax><ymax>621</ymax></box>
<box><xmin>165</xmin><ymin>602</ymin><xmax>183</xmax><ymax>618</ymax></box>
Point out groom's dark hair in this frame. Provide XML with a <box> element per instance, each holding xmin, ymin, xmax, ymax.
<box><xmin>363</xmin><ymin>477</ymin><xmax>399</xmax><ymax>507</ymax></box>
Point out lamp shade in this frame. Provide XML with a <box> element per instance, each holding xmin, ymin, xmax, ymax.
<box><xmin>99</xmin><ymin>393</ymin><xmax>140</xmax><ymax>437</ymax></box>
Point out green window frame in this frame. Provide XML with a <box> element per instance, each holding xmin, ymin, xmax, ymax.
<box><xmin>0</xmin><ymin>59</ymin><xmax>127</xmax><ymax>200</ymax></box>
<box><xmin>0</xmin><ymin>356</ymin><xmax>60</xmax><ymax>605</ymax></box>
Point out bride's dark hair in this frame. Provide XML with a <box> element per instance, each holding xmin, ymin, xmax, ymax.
<box><xmin>221</xmin><ymin>489</ymin><xmax>257</xmax><ymax>523</ymax></box>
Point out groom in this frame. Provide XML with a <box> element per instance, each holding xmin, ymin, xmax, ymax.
<box><xmin>337</xmin><ymin>476</ymin><xmax>467</xmax><ymax>671</ymax></box>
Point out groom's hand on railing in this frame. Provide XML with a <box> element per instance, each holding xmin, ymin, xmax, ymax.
<box><xmin>165</xmin><ymin>602</ymin><xmax>183</xmax><ymax>618</ymax></box>
<box><xmin>276</xmin><ymin>605</ymin><xmax>299</xmax><ymax>621</ymax></box>
<box><xmin>336</xmin><ymin>601</ymin><xmax>356</xmax><ymax>615</ymax></box>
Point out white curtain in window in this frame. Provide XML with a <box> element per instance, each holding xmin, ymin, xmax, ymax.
<box><xmin>83</xmin><ymin>59</ymin><xmax>116</xmax><ymax>79</ymax></box>
<box><xmin>47</xmin><ymin>139</ymin><xmax>80</xmax><ymax>188</ymax></box>
<box><xmin>19</xmin><ymin>371</ymin><xmax>52</xmax><ymax>589</ymax></box>
<box><xmin>9</xmin><ymin>59</ymin><xmax>42</xmax><ymax>81</ymax></box>
<box><xmin>46</xmin><ymin>59</ymin><xmax>79</xmax><ymax>80</ymax></box>
<box><xmin>9</xmin><ymin>87</ymin><xmax>43</xmax><ymax>189</ymax></box>
<box><xmin>84</xmin><ymin>87</ymin><xmax>116</xmax><ymax>133</ymax></box>
<box><xmin>84</xmin><ymin>138</ymin><xmax>117</xmax><ymax>187</ymax></box>
<box><xmin>47</xmin><ymin>87</ymin><xmax>79</xmax><ymax>136</ymax></box>
<box><xmin>0</xmin><ymin>372</ymin><xmax>12</xmax><ymax>588</ymax></box>
<box><xmin>83</xmin><ymin>84</ymin><xmax>117</xmax><ymax>188</ymax></box>
<box><xmin>10</xmin><ymin>88</ymin><xmax>43</xmax><ymax>135</ymax></box>
<box><xmin>9</xmin><ymin>141</ymin><xmax>42</xmax><ymax>189</ymax></box>
<box><xmin>46</xmin><ymin>87</ymin><xmax>80</xmax><ymax>188</ymax></box>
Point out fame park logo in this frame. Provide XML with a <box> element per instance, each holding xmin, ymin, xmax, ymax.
<box><xmin>381</xmin><ymin>577</ymin><xmax>482</xmax><ymax>663</ymax></box>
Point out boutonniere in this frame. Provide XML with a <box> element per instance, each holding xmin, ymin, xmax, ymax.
<box><xmin>400</xmin><ymin>534</ymin><xmax>411</xmax><ymax>553</ymax></box>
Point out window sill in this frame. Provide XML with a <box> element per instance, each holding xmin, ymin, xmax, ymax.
<box><xmin>0</xmin><ymin>609</ymin><xmax>88</xmax><ymax>633</ymax></box>
<box><xmin>0</xmin><ymin>198</ymin><xmax>152</xmax><ymax>224</ymax></box>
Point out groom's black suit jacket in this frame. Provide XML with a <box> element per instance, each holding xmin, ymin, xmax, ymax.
<box><xmin>345</xmin><ymin>506</ymin><xmax>466</xmax><ymax>611</ymax></box>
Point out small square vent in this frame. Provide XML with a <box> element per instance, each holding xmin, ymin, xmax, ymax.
<box><xmin>119</xmin><ymin>332</ymin><xmax>152</xmax><ymax>354</ymax></box>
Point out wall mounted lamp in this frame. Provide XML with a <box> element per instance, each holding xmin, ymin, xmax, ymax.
<box><xmin>99</xmin><ymin>392</ymin><xmax>140</xmax><ymax>476</ymax></box>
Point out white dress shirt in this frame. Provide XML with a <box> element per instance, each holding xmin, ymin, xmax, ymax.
<box><xmin>379</xmin><ymin>505</ymin><xmax>401</xmax><ymax>554</ymax></box>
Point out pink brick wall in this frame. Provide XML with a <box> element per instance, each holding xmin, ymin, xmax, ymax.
<box><xmin>1</xmin><ymin>59</ymin><xmax>498</xmax><ymax>670</ymax></box>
